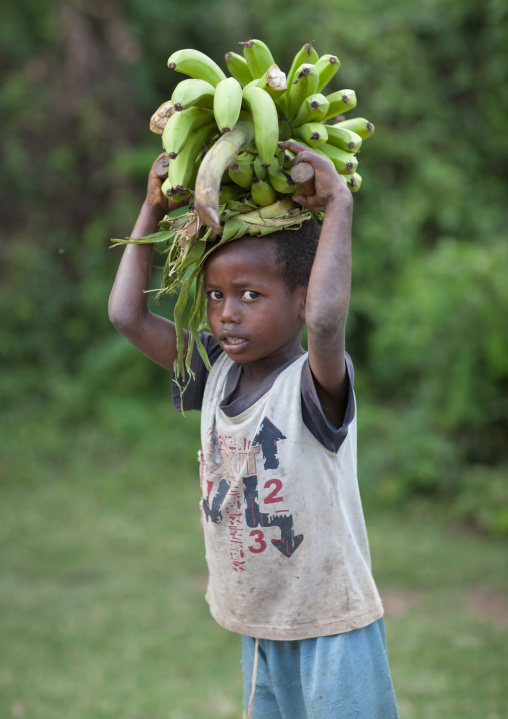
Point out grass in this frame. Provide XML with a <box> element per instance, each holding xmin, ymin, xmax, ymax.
<box><xmin>1</xmin><ymin>391</ymin><xmax>507</xmax><ymax>718</ymax></box>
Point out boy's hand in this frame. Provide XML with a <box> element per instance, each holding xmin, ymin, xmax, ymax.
<box><xmin>109</xmin><ymin>152</ymin><xmax>188</xmax><ymax>373</ymax></box>
<box><xmin>144</xmin><ymin>152</ymin><xmax>189</xmax><ymax>216</ymax></box>
<box><xmin>278</xmin><ymin>140</ymin><xmax>352</xmax><ymax>213</ymax></box>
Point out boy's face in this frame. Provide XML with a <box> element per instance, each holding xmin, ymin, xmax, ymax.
<box><xmin>203</xmin><ymin>237</ymin><xmax>307</xmax><ymax>366</ymax></box>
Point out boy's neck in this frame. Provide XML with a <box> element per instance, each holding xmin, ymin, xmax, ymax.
<box><xmin>231</xmin><ymin>342</ymin><xmax>305</xmax><ymax>400</ymax></box>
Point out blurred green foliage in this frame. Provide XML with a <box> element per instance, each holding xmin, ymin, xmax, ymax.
<box><xmin>1</xmin><ymin>0</ymin><xmax>507</xmax><ymax>533</ymax></box>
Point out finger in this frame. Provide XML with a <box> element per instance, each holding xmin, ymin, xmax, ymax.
<box><xmin>293</xmin><ymin>195</ymin><xmax>326</xmax><ymax>212</ymax></box>
<box><xmin>278</xmin><ymin>140</ymin><xmax>324</xmax><ymax>163</ymax></box>
<box><xmin>278</xmin><ymin>140</ymin><xmax>309</xmax><ymax>155</ymax></box>
<box><xmin>292</xmin><ymin>151</ymin><xmax>327</xmax><ymax>171</ymax></box>
<box><xmin>278</xmin><ymin>141</ymin><xmax>319</xmax><ymax>166</ymax></box>
<box><xmin>279</xmin><ymin>145</ymin><xmax>327</xmax><ymax>172</ymax></box>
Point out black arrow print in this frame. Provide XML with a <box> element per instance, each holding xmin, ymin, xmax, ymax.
<box><xmin>253</xmin><ymin>417</ymin><xmax>287</xmax><ymax>470</ymax></box>
<box><xmin>243</xmin><ymin>474</ymin><xmax>304</xmax><ymax>557</ymax></box>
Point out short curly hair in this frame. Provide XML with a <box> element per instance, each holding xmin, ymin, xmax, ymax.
<box><xmin>270</xmin><ymin>218</ymin><xmax>321</xmax><ymax>291</ymax></box>
<box><xmin>204</xmin><ymin>218</ymin><xmax>321</xmax><ymax>291</ymax></box>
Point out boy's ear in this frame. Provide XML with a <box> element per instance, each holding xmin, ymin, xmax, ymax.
<box><xmin>297</xmin><ymin>286</ymin><xmax>307</xmax><ymax>321</ymax></box>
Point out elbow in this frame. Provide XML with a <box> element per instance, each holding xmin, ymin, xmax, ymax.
<box><xmin>306</xmin><ymin>301</ymin><xmax>349</xmax><ymax>336</ymax></box>
<box><xmin>109</xmin><ymin>309</ymin><xmax>126</xmax><ymax>334</ymax></box>
<box><xmin>108</xmin><ymin>294</ymin><xmax>122</xmax><ymax>330</ymax></box>
<box><xmin>307</xmin><ymin>316</ymin><xmax>347</xmax><ymax>341</ymax></box>
<box><xmin>108</xmin><ymin>295</ymin><xmax>138</xmax><ymax>336</ymax></box>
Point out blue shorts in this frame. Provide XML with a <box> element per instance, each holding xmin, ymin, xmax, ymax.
<box><xmin>242</xmin><ymin>618</ymin><xmax>399</xmax><ymax>719</ymax></box>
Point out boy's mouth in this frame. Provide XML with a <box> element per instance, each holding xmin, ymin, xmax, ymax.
<box><xmin>220</xmin><ymin>334</ymin><xmax>249</xmax><ymax>352</ymax></box>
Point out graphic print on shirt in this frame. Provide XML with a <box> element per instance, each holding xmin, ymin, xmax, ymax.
<box><xmin>243</xmin><ymin>474</ymin><xmax>304</xmax><ymax>557</ymax></box>
<box><xmin>252</xmin><ymin>416</ymin><xmax>286</xmax><ymax>470</ymax></box>
<box><xmin>201</xmin><ymin>416</ymin><xmax>304</xmax><ymax>568</ymax></box>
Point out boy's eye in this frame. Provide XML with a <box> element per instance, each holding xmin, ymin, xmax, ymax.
<box><xmin>208</xmin><ymin>290</ymin><xmax>222</xmax><ymax>300</ymax></box>
<box><xmin>242</xmin><ymin>290</ymin><xmax>260</xmax><ymax>300</ymax></box>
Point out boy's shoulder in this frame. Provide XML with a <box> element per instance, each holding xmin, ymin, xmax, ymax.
<box><xmin>173</xmin><ymin>333</ymin><xmax>355</xmax><ymax>453</ymax></box>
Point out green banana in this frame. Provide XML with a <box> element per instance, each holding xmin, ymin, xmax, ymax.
<box><xmin>315</xmin><ymin>54</ymin><xmax>341</xmax><ymax>93</ymax></box>
<box><xmin>219</xmin><ymin>183</ymin><xmax>246</xmax><ymax>203</ymax></box>
<box><xmin>243</xmin><ymin>196</ymin><xmax>295</xmax><ymax>219</ymax></box>
<box><xmin>171</xmin><ymin>79</ymin><xmax>215</xmax><ymax>111</ymax></box>
<box><xmin>162</xmin><ymin>107</ymin><xmax>215</xmax><ymax>158</ymax></box>
<box><xmin>344</xmin><ymin>172</ymin><xmax>362</xmax><ymax>192</ymax></box>
<box><xmin>242</xmin><ymin>85</ymin><xmax>279</xmax><ymax>166</ymax></box>
<box><xmin>251</xmin><ymin>165</ymin><xmax>277</xmax><ymax>206</ymax></box>
<box><xmin>161</xmin><ymin>177</ymin><xmax>191</xmax><ymax>202</ymax></box>
<box><xmin>286</xmin><ymin>43</ymin><xmax>319</xmax><ymax>86</ymax></box>
<box><xmin>295</xmin><ymin>122</ymin><xmax>328</xmax><ymax>148</ymax></box>
<box><xmin>168</xmin><ymin>122</ymin><xmax>217</xmax><ymax>189</ymax></box>
<box><xmin>266</xmin><ymin>158</ymin><xmax>296</xmax><ymax>194</ymax></box>
<box><xmin>325</xmin><ymin>125</ymin><xmax>363</xmax><ymax>153</ymax></box>
<box><xmin>224</xmin><ymin>51</ymin><xmax>253</xmax><ymax>87</ymax></box>
<box><xmin>194</xmin><ymin>118</ymin><xmax>254</xmax><ymax>231</ymax></box>
<box><xmin>161</xmin><ymin>176</ymin><xmax>176</xmax><ymax>198</ymax></box>
<box><xmin>239</xmin><ymin>150</ymin><xmax>256</xmax><ymax>162</ymax></box>
<box><xmin>252</xmin><ymin>155</ymin><xmax>268</xmax><ymax>181</ymax></box>
<box><xmin>242</xmin><ymin>78</ymin><xmax>261</xmax><ymax>92</ymax></box>
<box><xmin>167</xmin><ymin>48</ymin><xmax>227</xmax><ymax>87</ymax></box>
<box><xmin>228</xmin><ymin>151</ymin><xmax>256</xmax><ymax>188</ymax></box>
<box><xmin>278</xmin><ymin>119</ymin><xmax>293</xmax><ymax>141</ymax></box>
<box><xmin>292</xmin><ymin>93</ymin><xmax>330</xmax><ymax>127</ymax></box>
<box><xmin>296</xmin><ymin>142</ymin><xmax>336</xmax><ymax>171</ymax></box>
<box><xmin>276</xmin><ymin>44</ymin><xmax>319</xmax><ymax>118</ymax></box>
<box><xmin>213</xmin><ymin>76</ymin><xmax>243</xmax><ymax>133</ymax></box>
<box><xmin>286</xmin><ymin>64</ymin><xmax>320</xmax><ymax>120</ymax></box>
<box><xmin>244</xmin><ymin>138</ymin><xmax>259</xmax><ymax>155</ymax></box>
<box><xmin>240</xmin><ymin>39</ymin><xmax>275</xmax><ymax>78</ymax></box>
<box><xmin>322</xmin><ymin>89</ymin><xmax>357</xmax><ymax>121</ymax></box>
<box><xmin>333</xmin><ymin>117</ymin><xmax>375</xmax><ymax>140</ymax></box>
<box><xmin>275</xmin><ymin>93</ymin><xmax>289</xmax><ymax>118</ymax></box>
<box><xmin>256</xmin><ymin>64</ymin><xmax>287</xmax><ymax>101</ymax></box>
<box><xmin>318</xmin><ymin>143</ymin><xmax>359</xmax><ymax>174</ymax></box>
<box><xmin>276</xmin><ymin>146</ymin><xmax>295</xmax><ymax>169</ymax></box>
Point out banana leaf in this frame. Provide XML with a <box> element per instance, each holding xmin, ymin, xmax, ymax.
<box><xmin>114</xmin><ymin>197</ymin><xmax>315</xmax><ymax>392</ymax></box>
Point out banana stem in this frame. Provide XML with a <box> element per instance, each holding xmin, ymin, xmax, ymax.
<box><xmin>194</xmin><ymin>119</ymin><xmax>254</xmax><ymax>233</ymax></box>
<box><xmin>290</xmin><ymin>162</ymin><xmax>315</xmax><ymax>196</ymax></box>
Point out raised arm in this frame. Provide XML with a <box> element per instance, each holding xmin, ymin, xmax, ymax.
<box><xmin>108</xmin><ymin>153</ymin><xmax>188</xmax><ymax>371</ymax></box>
<box><xmin>279</xmin><ymin>141</ymin><xmax>353</xmax><ymax>427</ymax></box>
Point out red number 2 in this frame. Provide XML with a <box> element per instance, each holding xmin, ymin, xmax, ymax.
<box><xmin>264</xmin><ymin>479</ymin><xmax>283</xmax><ymax>504</ymax></box>
<box><xmin>248</xmin><ymin>530</ymin><xmax>267</xmax><ymax>553</ymax></box>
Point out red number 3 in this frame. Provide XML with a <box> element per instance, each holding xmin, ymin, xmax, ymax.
<box><xmin>248</xmin><ymin>530</ymin><xmax>267</xmax><ymax>553</ymax></box>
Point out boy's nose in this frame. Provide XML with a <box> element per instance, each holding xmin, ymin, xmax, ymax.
<box><xmin>220</xmin><ymin>297</ymin><xmax>241</xmax><ymax>323</ymax></box>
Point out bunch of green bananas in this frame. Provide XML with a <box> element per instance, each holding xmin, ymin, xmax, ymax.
<box><xmin>137</xmin><ymin>40</ymin><xmax>375</xmax><ymax>387</ymax></box>
<box><xmin>150</xmin><ymin>40</ymin><xmax>375</xmax><ymax>231</ymax></box>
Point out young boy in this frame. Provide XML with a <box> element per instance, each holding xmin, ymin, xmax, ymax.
<box><xmin>109</xmin><ymin>140</ymin><xmax>399</xmax><ymax>719</ymax></box>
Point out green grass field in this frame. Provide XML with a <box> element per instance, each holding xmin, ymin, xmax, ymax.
<box><xmin>1</xmin><ymin>392</ymin><xmax>507</xmax><ymax>718</ymax></box>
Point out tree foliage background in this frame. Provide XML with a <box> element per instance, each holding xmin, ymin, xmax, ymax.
<box><xmin>2</xmin><ymin>0</ymin><xmax>508</xmax><ymax>533</ymax></box>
